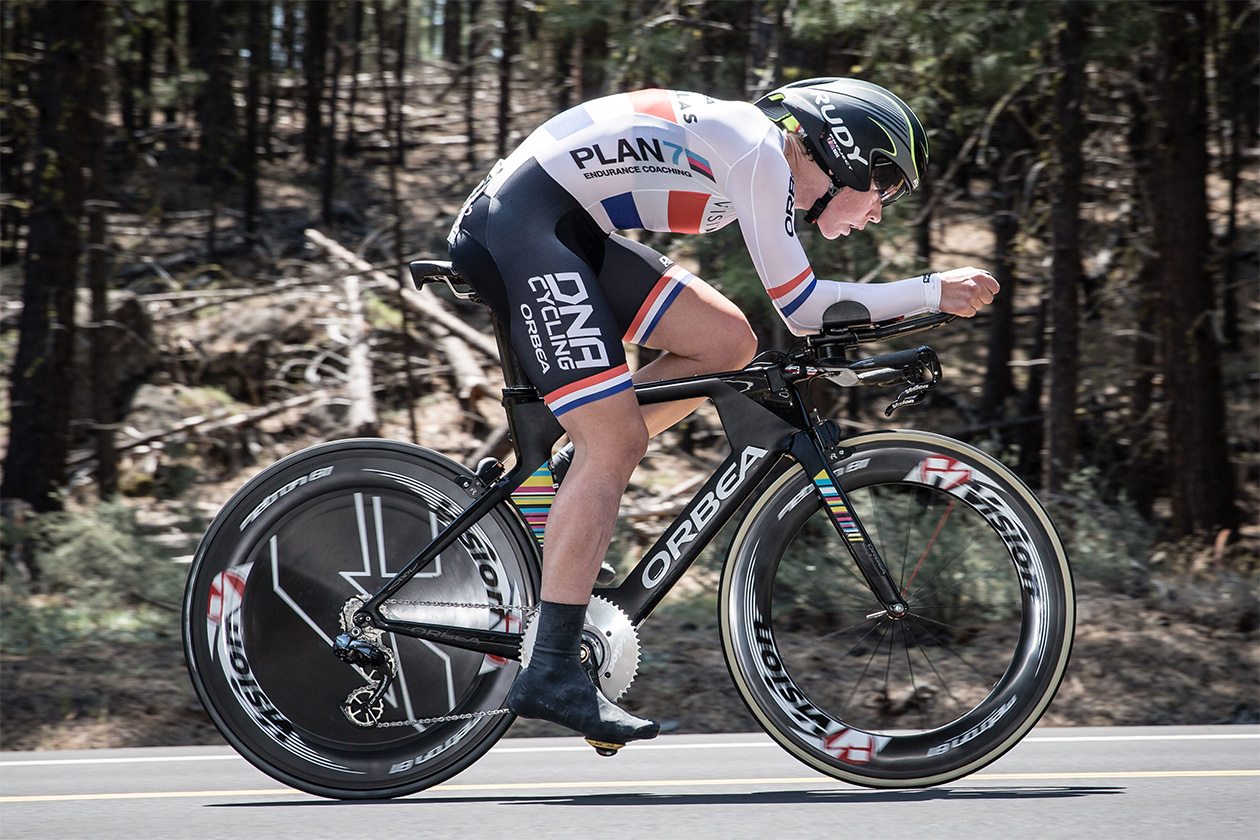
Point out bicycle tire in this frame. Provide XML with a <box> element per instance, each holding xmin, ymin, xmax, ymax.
<box><xmin>182</xmin><ymin>439</ymin><xmax>540</xmax><ymax>799</ymax></box>
<box><xmin>720</xmin><ymin>430</ymin><xmax>1073</xmax><ymax>788</ymax></box>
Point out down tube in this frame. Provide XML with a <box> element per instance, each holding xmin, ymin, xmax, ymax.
<box><xmin>605</xmin><ymin>446</ymin><xmax>784</xmax><ymax>624</ymax></box>
<box><xmin>606</xmin><ymin>378</ymin><xmax>801</xmax><ymax>624</ymax></box>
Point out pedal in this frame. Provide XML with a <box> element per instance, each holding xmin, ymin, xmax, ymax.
<box><xmin>586</xmin><ymin>739</ymin><xmax>625</xmax><ymax>756</ymax></box>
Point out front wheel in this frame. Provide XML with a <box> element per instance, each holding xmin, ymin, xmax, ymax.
<box><xmin>720</xmin><ymin>431</ymin><xmax>1073</xmax><ymax>788</ymax></box>
<box><xmin>182</xmin><ymin>439</ymin><xmax>540</xmax><ymax>799</ymax></box>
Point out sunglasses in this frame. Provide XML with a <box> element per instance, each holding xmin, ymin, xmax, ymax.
<box><xmin>805</xmin><ymin>165</ymin><xmax>911</xmax><ymax>224</ymax></box>
<box><xmin>872</xmin><ymin>160</ymin><xmax>910</xmax><ymax>206</ymax></box>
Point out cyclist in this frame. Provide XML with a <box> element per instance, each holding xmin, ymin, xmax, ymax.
<box><xmin>447</xmin><ymin>77</ymin><xmax>999</xmax><ymax>748</ymax></box>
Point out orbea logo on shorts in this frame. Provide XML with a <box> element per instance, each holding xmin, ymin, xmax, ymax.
<box><xmin>519</xmin><ymin>272</ymin><xmax>609</xmax><ymax>374</ymax></box>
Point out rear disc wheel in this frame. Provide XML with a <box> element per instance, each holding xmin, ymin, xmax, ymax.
<box><xmin>182</xmin><ymin>439</ymin><xmax>539</xmax><ymax>799</ymax></box>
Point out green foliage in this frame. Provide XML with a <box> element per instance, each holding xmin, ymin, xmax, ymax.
<box><xmin>1044</xmin><ymin>467</ymin><xmax>1155</xmax><ymax>595</ymax></box>
<box><xmin>1</xmin><ymin>503</ymin><xmax>190</xmax><ymax>654</ymax></box>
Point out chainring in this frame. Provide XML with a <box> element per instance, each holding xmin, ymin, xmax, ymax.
<box><xmin>520</xmin><ymin>595</ymin><xmax>641</xmax><ymax>701</ymax></box>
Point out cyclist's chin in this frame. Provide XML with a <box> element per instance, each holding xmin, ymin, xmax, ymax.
<box><xmin>819</xmin><ymin>224</ymin><xmax>853</xmax><ymax>240</ymax></box>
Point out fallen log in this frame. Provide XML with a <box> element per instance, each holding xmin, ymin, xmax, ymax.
<box><xmin>341</xmin><ymin>272</ymin><xmax>380</xmax><ymax>436</ymax></box>
<box><xmin>67</xmin><ymin>388</ymin><xmax>337</xmax><ymax>466</ymax></box>
<box><xmin>303</xmin><ymin>228</ymin><xmax>499</xmax><ymax>360</ymax></box>
<box><xmin>439</xmin><ymin>330</ymin><xmax>491</xmax><ymax>403</ymax></box>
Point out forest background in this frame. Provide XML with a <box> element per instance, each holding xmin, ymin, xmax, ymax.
<box><xmin>0</xmin><ymin>0</ymin><xmax>1257</xmax><ymax>750</ymax></box>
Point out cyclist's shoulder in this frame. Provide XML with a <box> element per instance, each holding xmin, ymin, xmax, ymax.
<box><xmin>546</xmin><ymin>89</ymin><xmax>769</xmax><ymax>140</ymax></box>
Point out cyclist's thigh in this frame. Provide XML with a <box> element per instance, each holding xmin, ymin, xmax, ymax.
<box><xmin>467</xmin><ymin>169</ymin><xmax>633</xmax><ymax>418</ymax></box>
<box><xmin>600</xmin><ymin>234</ymin><xmax>753</xmax><ymax>362</ymax></box>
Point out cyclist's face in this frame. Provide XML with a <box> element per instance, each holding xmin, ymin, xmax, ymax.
<box><xmin>815</xmin><ymin>183</ymin><xmax>883</xmax><ymax>240</ymax></box>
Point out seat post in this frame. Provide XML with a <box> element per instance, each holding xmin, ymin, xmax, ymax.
<box><xmin>491</xmin><ymin>314</ymin><xmax>532</xmax><ymax>390</ymax></box>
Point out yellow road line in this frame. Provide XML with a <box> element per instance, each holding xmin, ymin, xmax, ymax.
<box><xmin>3</xmin><ymin>769</ymin><xmax>1257</xmax><ymax>803</ymax></box>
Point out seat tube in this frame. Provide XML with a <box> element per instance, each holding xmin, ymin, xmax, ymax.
<box><xmin>492</xmin><ymin>314</ymin><xmax>532</xmax><ymax>389</ymax></box>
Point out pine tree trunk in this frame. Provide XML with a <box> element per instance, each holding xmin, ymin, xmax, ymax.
<box><xmin>443</xmin><ymin>0</ymin><xmax>464</xmax><ymax>63</ymax></box>
<box><xmin>244</xmin><ymin>0</ymin><xmax>267</xmax><ymax>234</ymax></box>
<box><xmin>2</xmin><ymin>1</ymin><xmax>103</xmax><ymax>515</ymax></box>
<box><xmin>465</xmin><ymin>0</ymin><xmax>482</xmax><ymax>168</ymax></box>
<box><xmin>1042</xmin><ymin>7</ymin><xmax>1087</xmax><ymax>495</ymax></box>
<box><xmin>189</xmin><ymin>0</ymin><xmax>238</xmax><ymax>185</ymax></box>
<box><xmin>1152</xmin><ymin>1</ymin><xmax>1237</xmax><ymax>534</ymax></box>
<box><xmin>163</xmin><ymin>1</ymin><xmax>179</xmax><ymax>124</ymax></box>
<box><xmin>1217</xmin><ymin>3</ymin><xmax>1259</xmax><ymax>349</ymax></box>
<box><xmin>979</xmin><ymin>112</ymin><xmax>1027</xmax><ymax>423</ymax></box>
<box><xmin>497</xmin><ymin>0</ymin><xmax>515</xmax><ymax>159</ymax></box>
<box><xmin>344</xmin><ymin>0</ymin><xmax>364</xmax><ymax>157</ymax></box>
<box><xmin>303</xmin><ymin>0</ymin><xmax>329</xmax><ymax>164</ymax></box>
<box><xmin>321</xmin><ymin>35</ymin><xmax>342</xmax><ymax>226</ymax></box>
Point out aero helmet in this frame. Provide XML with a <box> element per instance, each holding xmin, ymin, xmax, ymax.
<box><xmin>755</xmin><ymin>78</ymin><xmax>928</xmax><ymax>217</ymax></box>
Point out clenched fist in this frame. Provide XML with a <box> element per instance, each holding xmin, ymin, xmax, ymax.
<box><xmin>938</xmin><ymin>266</ymin><xmax>999</xmax><ymax>317</ymax></box>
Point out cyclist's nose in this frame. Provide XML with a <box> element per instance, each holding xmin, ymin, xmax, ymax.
<box><xmin>854</xmin><ymin>204</ymin><xmax>881</xmax><ymax>232</ymax></box>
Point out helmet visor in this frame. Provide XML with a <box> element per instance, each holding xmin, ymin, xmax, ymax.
<box><xmin>873</xmin><ymin>160</ymin><xmax>911</xmax><ymax>206</ymax></box>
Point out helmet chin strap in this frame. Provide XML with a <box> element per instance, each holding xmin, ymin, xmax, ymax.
<box><xmin>805</xmin><ymin>183</ymin><xmax>839</xmax><ymax>225</ymax></box>
<box><xmin>796</xmin><ymin>137</ymin><xmax>842</xmax><ymax>225</ymax></box>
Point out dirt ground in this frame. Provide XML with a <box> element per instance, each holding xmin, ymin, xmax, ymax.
<box><xmin>1</xmin><ymin>582</ymin><xmax>1257</xmax><ymax>752</ymax></box>
<box><xmin>2</xmin><ymin>405</ymin><xmax>1256</xmax><ymax>752</ymax></box>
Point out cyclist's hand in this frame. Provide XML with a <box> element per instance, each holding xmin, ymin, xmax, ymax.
<box><xmin>938</xmin><ymin>267</ymin><xmax>999</xmax><ymax>317</ymax></box>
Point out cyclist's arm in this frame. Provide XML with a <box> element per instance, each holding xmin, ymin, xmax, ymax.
<box><xmin>728</xmin><ymin>132</ymin><xmax>941</xmax><ymax>333</ymax></box>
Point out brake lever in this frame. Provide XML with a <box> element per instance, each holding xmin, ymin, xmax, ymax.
<box><xmin>884</xmin><ymin>381</ymin><xmax>935</xmax><ymax>416</ymax></box>
<box><xmin>883</xmin><ymin>347</ymin><xmax>943</xmax><ymax>417</ymax></box>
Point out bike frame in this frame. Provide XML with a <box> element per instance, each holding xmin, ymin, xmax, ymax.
<box><xmin>352</xmin><ymin>317</ymin><xmax>910</xmax><ymax>657</ymax></box>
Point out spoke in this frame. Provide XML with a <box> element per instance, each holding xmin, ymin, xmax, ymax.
<box><xmin>896</xmin><ymin>620</ymin><xmax>933</xmax><ymax>731</ymax></box>
<box><xmin>902</xmin><ymin>614</ymin><xmax>1006</xmax><ymax>685</ymax></box>
<box><xmin>902</xmin><ymin>499</ymin><xmax>955</xmax><ymax>595</ymax></box>
<box><xmin>838</xmin><ymin>620</ymin><xmax>895</xmax><ymax>719</ymax></box>
<box><xmin>860</xmin><ymin>485</ymin><xmax>908</xmax><ymax>586</ymax></box>
<box><xmin>808</xmin><ymin>612</ymin><xmax>889</xmax><ymax>646</ymax></box>
<box><xmin>899</xmin><ymin>526</ymin><xmax>989</xmax><ymax>603</ymax></box>
<box><xmin>881</xmin><ymin>619</ymin><xmax>897</xmax><ymax>727</ymax></box>
<box><xmin>788</xmin><ymin>612</ymin><xmax>889</xmax><ymax>672</ymax></box>
<box><xmin>908</xmin><ymin>562</ymin><xmax>1014</xmax><ymax>609</ymax></box>
<box><xmin>900</xmin><ymin>617</ymin><xmax>975</xmax><ymax>724</ymax></box>
<box><xmin>816</xmin><ymin>538</ymin><xmax>878</xmax><ymax>594</ymax></box>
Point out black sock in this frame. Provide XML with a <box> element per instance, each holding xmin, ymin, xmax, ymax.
<box><xmin>530</xmin><ymin>600</ymin><xmax>585</xmax><ymax>658</ymax></box>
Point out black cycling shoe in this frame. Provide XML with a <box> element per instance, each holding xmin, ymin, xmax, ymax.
<box><xmin>548</xmin><ymin>442</ymin><xmax>575</xmax><ymax>485</ymax></box>
<box><xmin>509</xmin><ymin>601</ymin><xmax>659</xmax><ymax>746</ymax></box>
<box><xmin>507</xmin><ymin>657</ymin><xmax>660</xmax><ymax>746</ymax></box>
<box><xmin>595</xmin><ymin>561</ymin><xmax>617</xmax><ymax>586</ymax></box>
<box><xmin>549</xmin><ymin>445</ymin><xmax>616</xmax><ymax>586</ymax></box>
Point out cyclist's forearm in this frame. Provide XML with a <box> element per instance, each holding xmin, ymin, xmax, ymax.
<box><xmin>777</xmin><ymin>274</ymin><xmax>943</xmax><ymax>333</ymax></box>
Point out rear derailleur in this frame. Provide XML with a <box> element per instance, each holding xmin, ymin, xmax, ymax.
<box><xmin>332</xmin><ymin>596</ymin><xmax>397</xmax><ymax>727</ymax></box>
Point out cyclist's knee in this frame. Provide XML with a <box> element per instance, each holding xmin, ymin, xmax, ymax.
<box><xmin>562</xmin><ymin>399</ymin><xmax>648</xmax><ymax>480</ymax></box>
<box><xmin>654</xmin><ymin>285</ymin><xmax>758</xmax><ymax>372</ymax></box>
<box><xmin>577</xmin><ymin>417</ymin><xmax>647</xmax><ymax>477</ymax></box>
<box><xmin>726</xmin><ymin>313</ymin><xmax>759</xmax><ymax>369</ymax></box>
<box><xmin>701</xmin><ymin>307</ymin><xmax>758</xmax><ymax>371</ymax></box>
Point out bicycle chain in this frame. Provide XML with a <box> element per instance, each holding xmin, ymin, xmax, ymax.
<box><xmin>371</xmin><ymin>706</ymin><xmax>514</xmax><ymax>728</ymax></box>
<box><xmin>381</xmin><ymin>599</ymin><xmax>537</xmax><ymax>614</ymax></box>
<box><xmin>349</xmin><ymin>599</ymin><xmax>537</xmax><ymax>729</ymax></box>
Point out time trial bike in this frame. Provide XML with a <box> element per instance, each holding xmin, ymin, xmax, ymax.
<box><xmin>181</xmin><ymin>259</ymin><xmax>1074</xmax><ymax>800</ymax></box>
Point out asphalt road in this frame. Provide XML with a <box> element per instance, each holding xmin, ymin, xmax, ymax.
<box><xmin>2</xmin><ymin>726</ymin><xmax>1257</xmax><ymax>840</ymax></box>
